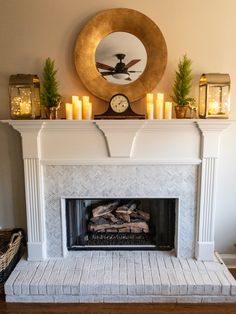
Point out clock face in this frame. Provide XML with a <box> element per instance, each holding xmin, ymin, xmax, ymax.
<box><xmin>110</xmin><ymin>94</ymin><xmax>129</xmax><ymax>113</ymax></box>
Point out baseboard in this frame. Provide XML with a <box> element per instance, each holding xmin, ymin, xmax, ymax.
<box><xmin>220</xmin><ymin>254</ymin><xmax>236</xmax><ymax>268</ymax></box>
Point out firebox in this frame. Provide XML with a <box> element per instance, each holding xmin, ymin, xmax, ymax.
<box><xmin>66</xmin><ymin>198</ymin><xmax>177</xmax><ymax>250</ymax></box>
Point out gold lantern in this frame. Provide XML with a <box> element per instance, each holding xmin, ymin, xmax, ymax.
<box><xmin>199</xmin><ymin>73</ymin><xmax>230</xmax><ymax>119</ymax></box>
<box><xmin>9</xmin><ymin>74</ymin><xmax>41</xmax><ymax>119</ymax></box>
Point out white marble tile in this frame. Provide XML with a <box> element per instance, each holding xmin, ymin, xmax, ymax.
<box><xmin>44</xmin><ymin>165</ymin><xmax>198</xmax><ymax>258</ymax></box>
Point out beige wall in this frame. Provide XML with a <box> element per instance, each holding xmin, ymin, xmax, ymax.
<box><xmin>0</xmin><ymin>0</ymin><xmax>236</xmax><ymax>253</ymax></box>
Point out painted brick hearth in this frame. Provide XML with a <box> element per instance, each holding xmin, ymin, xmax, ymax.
<box><xmin>5</xmin><ymin>252</ymin><xmax>236</xmax><ymax>303</ymax></box>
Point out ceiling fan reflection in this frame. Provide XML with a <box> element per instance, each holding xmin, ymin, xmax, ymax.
<box><xmin>96</xmin><ymin>53</ymin><xmax>141</xmax><ymax>81</ymax></box>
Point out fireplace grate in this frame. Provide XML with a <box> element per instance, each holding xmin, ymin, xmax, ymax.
<box><xmin>71</xmin><ymin>232</ymin><xmax>173</xmax><ymax>250</ymax></box>
<box><xmin>77</xmin><ymin>232</ymin><xmax>154</xmax><ymax>246</ymax></box>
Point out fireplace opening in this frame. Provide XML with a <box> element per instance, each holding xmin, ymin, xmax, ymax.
<box><xmin>65</xmin><ymin>198</ymin><xmax>177</xmax><ymax>250</ymax></box>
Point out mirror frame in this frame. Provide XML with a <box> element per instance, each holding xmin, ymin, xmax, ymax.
<box><xmin>74</xmin><ymin>8</ymin><xmax>167</xmax><ymax>102</ymax></box>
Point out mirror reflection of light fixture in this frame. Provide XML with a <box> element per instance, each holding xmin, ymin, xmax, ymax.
<box><xmin>9</xmin><ymin>74</ymin><xmax>41</xmax><ymax>119</ymax></box>
<box><xmin>112</xmin><ymin>72</ymin><xmax>129</xmax><ymax>80</ymax></box>
<box><xmin>199</xmin><ymin>73</ymin><xmax>230</xmax><ymax>119</ymax></box>
<box><xmin>96</xmin><ymin>51</ymin><xmax>143</xmax><ymax>84</ymax></box>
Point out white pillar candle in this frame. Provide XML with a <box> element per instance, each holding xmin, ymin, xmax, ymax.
<box><xmin>155</xmin><ymin>93</ymin><xmax>164</xmax><ymax>119</ymax></box>
<box><xmin>82</xmin><ymin>96</ymin><xmax>90</xmax><ymax>119</ymax></box>
<box><xmin>72</xmin><ymin>95</ymin><xmax>79</xmax><ymax>105</ymax></box>
<box><xmin>83</xmin><ymin>102</ymin><xmax>92</xmax><ymax>120</ymax></box>
<box><xmin>73</xmin><ymin>99</ymin><xmax>82</xmax><ymax>120</ymax></box>
<box><xmin>164</xmin><ymin>101</ymin><xmax>172</xmax><ymax>119</ymax></box>
<box><xmin>146</xmin><ymin>103</ymin><xmax>154</xmax><ymax>120</ymax></box>
<box><xmin>146</xmin><ymin>93</ymin><xmax>153</xmax><ymax>104</ymax></box>
<box><xmin>65</xmin><ymin>103</ymin><xmax>73</xmax><ymax>120</ymax></box>
<box><xmin>146</xmin><ymin>93</ymin><xmax>154</xmax><ymax>120</ymax></box>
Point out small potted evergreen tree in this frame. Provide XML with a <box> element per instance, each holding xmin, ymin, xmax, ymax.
<box><xmin>41</xmin><ymin>57</ymin><xmax>62</xmax><ymax>119</ymax></box>
<box><xmin>171</xmin><ymin>54</ymin><xmax>195</xmax><ymax>118</ymax></box>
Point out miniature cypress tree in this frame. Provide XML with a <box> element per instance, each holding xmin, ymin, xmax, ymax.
<box><xmin>172</xmin><ymin>54</ymin><xmax>194</xmax><ymax>106</ymax></box>
<box><xmin>41</xmin><ymin>57</ymin><xmax>61</xmax><ymax>107</ymax></box>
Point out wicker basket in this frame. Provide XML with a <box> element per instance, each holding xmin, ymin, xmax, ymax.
<box><xmin>0</xmin><ymin>229</ymin><xmax>24</xmax><ymax>295</ymax></box>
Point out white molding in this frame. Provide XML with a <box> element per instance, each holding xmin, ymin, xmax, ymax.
<box><xmin>41</xmin><ymin>158</ymin><xmax>202</xmax><ymax>166</ymax></box>
<box><xmin>196</xmin><ymin>120</ymin><xmax>231</xmax><ymax>158</ymax></box>
<box><xmin>175</xmin><ymin>198</ymin><xmax>180</xmax><ymax>258</ymax></box>
<box><xmin>196</xmin><ymin>121</ymin><xmax>231</xmax><ymax>261</ymax></box>
<box><xmin>2</xmin><ymin>119</ymin><xmax>235</xmax><ymax>128</ymax></box>
<box><xmin>196</xmin><ymin>241</ymin><xmax>215</xmax><ymax>261</ymax></box>
<box><xmin>197</xmin><ymin>158</ymin><xmax>217</xmax><ymax>243</ymax></box>
<box><xmin>6</xmin><ymin>121</ymin><xmax>43</xmax><ymax>158</ymax></box>
<box><xmin>141</xmin><ymin>119</ymin><xmax>197</xmax><ymax>132</ymax></box>
<box><xmin>4</xmin><ymin>120</ymin><xmax>44</xmax><ymax>132</ymax></box>
<box><xmin>27</xmin><ymin>242</ymin><xmax>47</xmax><ymax>261</ymax></box>
<box><xmin>41</xmin><ymin>120</ymin><xmax>98</xmax><ymax>132</ymax></box>
<box><xmin>95</xmin><ymin>120</ymin><xmax>144</xmax><ymax>157</ymax></box>
<box><xmin>220</xmin><ymin>254</ymin><xmax>236</xmax><ymax>267</ymax></box>
<box><xmin>60</xmin><ymin>198</ymin><xmax>68</xmax><ymax>258</ymax></box>
<box><xmin>24</xmin><ymin>158</ymin><xmax>46</xmax><ymax>260</ymax></box>
<box><xmin>196</xmin><ymin>120</ymin><xmax>231</xmax><ymax>133</ymax></box>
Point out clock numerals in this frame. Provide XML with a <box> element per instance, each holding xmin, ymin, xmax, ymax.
<box><xmin>110</xmin><ymin>94</ymin><xmax>129</xmax><ymax>113</ymax></box>
<box><xmin>112</xmin><ymin>101</ymin><xmax>128</xmax><ymax>113</ymax></box>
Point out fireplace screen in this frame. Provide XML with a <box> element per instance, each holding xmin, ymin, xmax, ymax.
<box><xmin>66</xmin><ymin>198</ymin><xmax>176</xmax><ymax>250</ymax></box>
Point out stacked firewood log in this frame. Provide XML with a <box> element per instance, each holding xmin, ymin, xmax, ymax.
<box><xmin>88</xmin><ymin>201</ymin><xmax>150</xmax><ymax>233</ymax></box>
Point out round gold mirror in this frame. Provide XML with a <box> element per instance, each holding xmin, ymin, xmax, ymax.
<box><xmin>74</xmin><ymin>8</ymin><xmax>167</xmax><ymax>102</ymax></box>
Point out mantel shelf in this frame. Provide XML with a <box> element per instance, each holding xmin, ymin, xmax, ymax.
<box><xmin>1</xmin><ymin>118</ymin><xmax>233</xmax><ymax>130</ymax></box>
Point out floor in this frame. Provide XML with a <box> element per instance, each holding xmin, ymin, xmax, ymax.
<box><xmin>1</xmin><ymin>301</ymin><xmax>236</xmax><ymax>314</ymax></box>
<box><xmin>4</xmin><ymin>251</ymin><xmax>236</xmax><ymax>304</ymax></box>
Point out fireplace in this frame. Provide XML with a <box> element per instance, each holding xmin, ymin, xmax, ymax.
<box><xmin>3</xmin><ymin>117</ymin><xmax>235</xmax><ymax>304</ymax></box>
<box><xmin>66</xmin><ymin>198</ymin><xmax>176</xmax><ymax>250</ymax></box>
<box><xmin>3</xmin><ymin>119</ymin><xmax>230</xmax><ymax>261</ymax></box>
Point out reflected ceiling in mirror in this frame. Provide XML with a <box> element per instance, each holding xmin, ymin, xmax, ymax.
<box><xmin>95</xmin><ymin>32</ymin><xmax>147</xmax><ymax>85</ymax></box>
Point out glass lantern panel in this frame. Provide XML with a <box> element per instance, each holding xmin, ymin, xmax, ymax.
<box><xmin>221</xmin><ymin>85</ymin><xmax>230</xmax><ymax>115</ymax></box>
<box><xmin>32</xmin><ymin>87</ymin><xmax>41</xmax><ymax>118</ymax></box>
<box><xmin>19</xmin><ymin>88</ymin><xmax>32</xmax><ymax>115</ymax></box>
<box><xmin>10</xmin><ymin>86</ymin><xmax>21</xmax><ymax>118</ymax></box>
<box><xmin>208</xmin><ymin>85</ymin><xmax>230</xmax><ymax>116</ymax></box>
<box><xmin>10</xmin><ymin>86</ymin><xmax>32</xmax><ymax>118</ymax></box>
<box><xmin>199</xmin><ymin>85</ymin><xmax>206</xmax><ymax>117</ymax></box>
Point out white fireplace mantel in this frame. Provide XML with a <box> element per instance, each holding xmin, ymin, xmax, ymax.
<box><xmin>3</xmin><ymin>119</ymin><xmax>208</xmax><ymax>163</ymax></box>
<box><xmin>2</xmin><ymin>119</ymin><xmax>231</xmax><ymax>261</ymax></box>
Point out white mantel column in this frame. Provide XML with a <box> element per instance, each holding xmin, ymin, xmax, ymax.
<box><xmin>8</xmin><ymin>121</ymin><xmax>46</xmax><ymax>260</ymax></box>
<box><xmin>196</xmin><ymin>121</ymin><xmax>230</xmax><ymax>261</ymax></box>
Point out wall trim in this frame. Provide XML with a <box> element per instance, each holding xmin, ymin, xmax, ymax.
<box><xmin>220</xmin><ymin>254</ymin><xmax>236</xmax><ymax>267</ymax></box>
<box><xmin>41</xmin><ymin>158</ymin><xmax>202</xmax><ymax>166</ymax></box>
